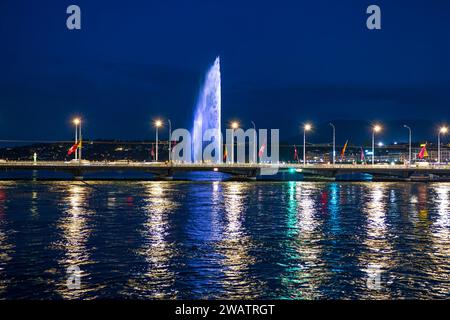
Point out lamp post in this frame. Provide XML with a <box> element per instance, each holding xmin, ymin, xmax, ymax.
<box><xmin>251</xmin><ymin>121</ymin><xmax>256</xmax><ymax>163</ymax></box>
<box><xmin>231</xmin><ymin>121</ymin><xmax>239</xmax><ymax>164</ymax></box>
<box><xmin>403</xmin><ymin>125</ymin><xmax>412</xmax><ymax>165</ymax></box>
<box><xmin>329</xmin><ymin>123</ymin><xmax>335</xmax><ymax>165</ymax></box>
<box><xmin>303</xmin><ymin>123</ymin><xmax>312</xmax><ymax>165</ymax></box>
<box><xmin>79</xmin><ymin>119</ymin><xmax>82</xmax><ymax>162</ymax></box>
<box><xmin>155</xmin><ymin>120</ymin><xmax>162</xmax><ymax>162</ymax></box>
<box><xmin>438</xmin><ymin>126</ymin><xmax>448</xmax><ymax>164</ymax></box>
<box><xmin>372</xmin><ymin>124</ymin><xmax>382</xmax><ymax>165</ymax></box>
<box><xmin>73</xmin><ymin>118</ymin><xmax>80</xmax><ymax>160</ymax></box>
<box><xmin>168</xmin><ymin>119</ymin><xmax>172</xmax><ymax>162</ymax></box>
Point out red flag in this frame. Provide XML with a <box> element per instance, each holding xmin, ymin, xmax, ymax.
<box><xmin>294</xmin><ymin>145</ymin><xmax>298</xmax><ymax>161</ymax></box>
<box><xmin>418</xmin><ymin>143</ymin><xmax>428</xmax><ymax>159</ymax></box>
<box><xmin>258</xmin><ymin>144</ymin><xmax>266</xmax><ymax>158</ymax></box>
<box><xmin>340</xmin><ymin>140</ymin><xmax>348</xmax><ymax>160</ymax></box>
<box><xmin>360</xmin><ymin>147</ymin><xmax>365</xmax><ymax>161</ymax></box>
<box><xmin>67</xmin><ymin>142</ymin><xmax>79</xmax><ymax>156</ymax></box>
<box><xmin>150</xmin><ymin>145</ymin><xmax>155</xmax><ymax>159</ymax></box>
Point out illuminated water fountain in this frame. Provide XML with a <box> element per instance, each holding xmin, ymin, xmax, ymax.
<box><xmin>192</xmin><ymin>57</ymin><xmax>221</xmax><ymax>163</ymax></box>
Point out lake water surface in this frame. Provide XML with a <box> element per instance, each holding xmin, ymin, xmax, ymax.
<box><xmin>0</xmin><ymin>180</ymin><xmax>449</xmax><ymax>299</ymax></box>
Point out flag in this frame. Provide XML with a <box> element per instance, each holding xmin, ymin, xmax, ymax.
<box><xmin>418</xmin><ymin>143</ymin><xmax>428</xmax><ymax>159</ymax></box>
<box><xmin>150</xmin><ymin>145</ymin><xmax>155</xmax><ymax>159</ymax></box>
<box><xmin>340</xmin><ymin>140</ymin><xmax>348</xmax><ymax>160</ymax></box>
<box><xmin>67</xmin><ymin>142</ymin><xmax>79</xmax><ymax>156</ymax></box>
<box><xmin>258</xmin><ymin>144</ymin><xmax>266</xmax><ymax>158</ymax></box>
<box><xmin>294</xmin><ymin>145</ymin><xmax>298</xmax><ymax>161</ymax></box>
<box><xmin>360</xmin><ymin>147</ymin><xmax>365</xmax><ymax>161</ymax></box>
<box><xmin>223</xmin><ymin>145</ymin><xmax>228</xmax><ymax>161</ymax></box>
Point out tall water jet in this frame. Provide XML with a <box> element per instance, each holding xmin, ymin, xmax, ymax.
<box><xmin>192</xmin><ymin>57</ymin><xmax>222</xmax><ymax>163</ymax></box>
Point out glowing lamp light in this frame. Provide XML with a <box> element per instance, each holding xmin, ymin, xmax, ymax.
<box><xmin>304</xmin><ymin>123</ymin><xmax>312</xmax><ymax>131</ymax></box>
<box><xmin>155</xmin><ymin>120</ymin><xmax>162</xmax><ymax>128</ymax></box>
<box><xmin>440</xmin><ymin>126</ymin><xmax>448</xmax><ymax>134</ymax></box>
<box><xmin>288</xmin><ymin>168</ymin><xmax>296</xmax><ymax>174</ymax></box>
<box><xmin>373</xmin><ymin>125</ymin><xmax>382</xmax><ymax>132</ymax></box>
<box><xmin>231</xmin><ymin>121</ymin><xmax>239</xmax><ymax>129</ymax></box>
<box><xmin>73</xmin><ymin>118</ymin><xmax>81</xmax><ymax>125</ymax></box>
<box><xmin>213</xmin><ymin>167</ymin><xmax>219</xmax><ymax>172</ymax></box>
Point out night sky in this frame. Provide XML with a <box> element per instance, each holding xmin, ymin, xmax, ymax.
<box><xmin>1</xmin><ymin>0</ymin><xmax>450</xmax><ymax>145</ymax></box>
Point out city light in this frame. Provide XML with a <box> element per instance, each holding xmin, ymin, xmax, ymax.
<box><xmin>304</xmin><ymin>123</ymin><xmax>312</xmax><ymax>131</ymax></box>
<box><xmin>155</xmin><ymin>120</ymin><xmax>163</xmax><ymax>128</ymax></box>
<box><xmin>440</xmin><ymin>126</ymin><xmax>448</xmax><ymax>134</ymax></box>
<box><xmin>373</xmin><ymin>124</ymin><xmax>382</xmax><ymax>132</ymax></box>
<box><xmin>231</xmin><ymin>121</ymin><xmax>239</xmax><ymax>129</ymax></box>
<box><xmin>73</xmin><ymin>118</ymin><xmax>80</xmax><ymax>125</ymax></box>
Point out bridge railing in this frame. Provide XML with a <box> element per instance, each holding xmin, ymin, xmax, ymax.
<box><xmin>0</xmin><ymin>160</ymin><xmax>449</xmax><ymax>170</ymax></box>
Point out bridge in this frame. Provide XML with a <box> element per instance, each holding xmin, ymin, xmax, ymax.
<box><xmin>1</xmin><ymin>161</ymin><xmax>450</xmax><ymax>180</ymax></box>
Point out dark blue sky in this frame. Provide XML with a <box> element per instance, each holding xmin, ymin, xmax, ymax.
<box><xmin>1</xmin><ymin>0</ymin><xmax>450</xmax><ymax>144</ymax></box>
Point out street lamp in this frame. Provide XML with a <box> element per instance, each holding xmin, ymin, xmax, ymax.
<box><xmin>403</xmin><ymin>125</ymin><xmax>412</xmax><ymax>165</ymax></box>
<box><xmin>438</xmin><ymin>126</ymin><xmax>448</xmax><ymax>164</ymax></box>
<box><xmin>73</xmin><ymin>118</ymin><xmax>82</xmax><ymax>161</ymax></box>
<box><xmin>303</xmin><ymin>123</ymin><xmax>312</xmax><ymax>165</ymax></box>
<box><xmin>231</xmin><ymin>121</ymin><xmax>239</xmax><ymax>163</ymax></box>
<box><xmin>154</xmin><ymin>119</ymin><xmax>162</xmax><ymax>162</ymax></box>
<box><xmin>73</xmin><ymin>118</ymin><xmax>80</xmax><ymax>160</ymax></box>
<box><xmin>251</xmin><ymin>121</ymin><xmax>256</xmax><ymax>164</ymax></box>
<box><xmin>329</xmin><ymin>123</ymin><xmax>335</xmax><ymax>165</ymax></box>
<box><xmin>372</xmin><ymin>124</ymin><xmax>382</xmax><ymax>165</ymax></box>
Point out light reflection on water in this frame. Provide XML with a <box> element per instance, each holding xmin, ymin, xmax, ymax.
<box><xmin>130</xmin><ymin>182</ymin><xmax>178</xmax><ymax>299</ymax></box>
<box><xmin>0</xmin><ymin>180</ymin><xmax>448</xmax><ymax>299</ymax></box>
<box><xmin>55</xmin><ymin>184</ymin><xmax>95</xmax><ymax>299</ymax></box>
<box><xmin>360</xmin><ymin>183</ymin><xmax>392</xmax><ymax>299</ymax></box>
